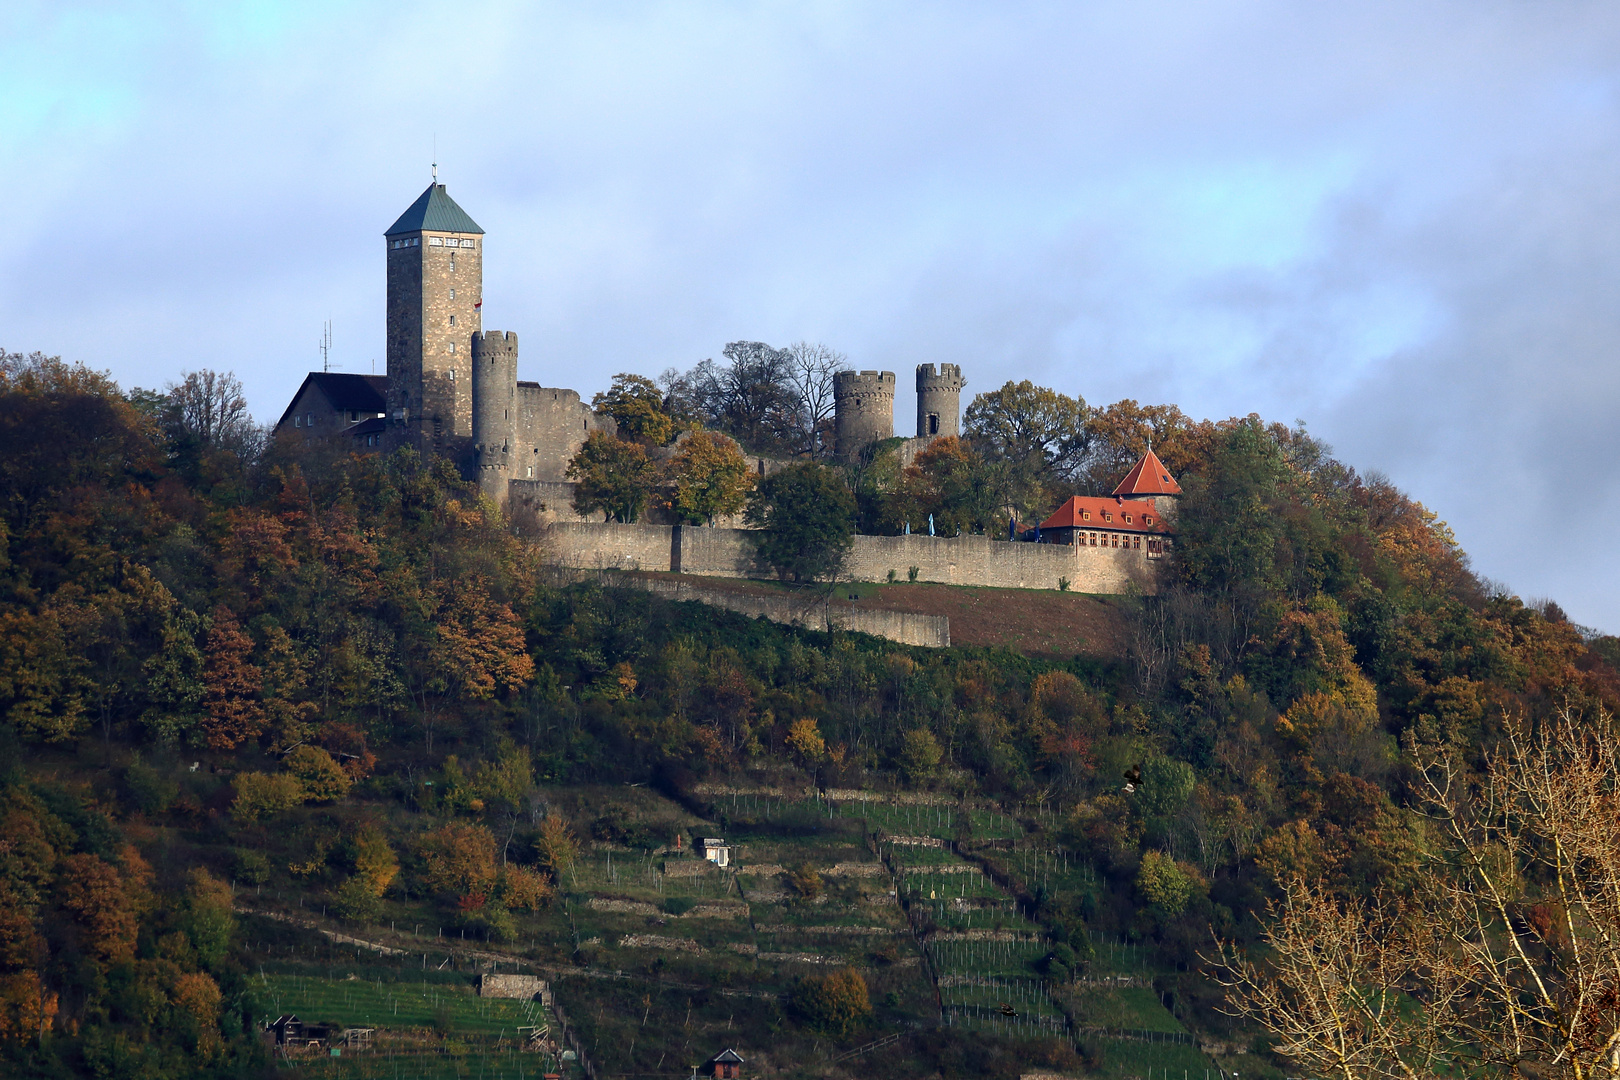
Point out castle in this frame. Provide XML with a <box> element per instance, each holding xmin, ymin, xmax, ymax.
<box><xmin>274</xmin><ymin>180</ymin><xmax>975</xmax><ymax>506</ymax></box>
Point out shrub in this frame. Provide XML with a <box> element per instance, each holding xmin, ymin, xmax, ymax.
<box><xmin>794</xmin><ymin>968</ymin><xmax>871</xmax><ymax>1036</ymax></box>
<box><xmin>331</xmin><ymin>876</ymin><xmax>383</xmax><ymax>922</ymax></box>
<box><xmin>231</xmin><ymin>848</ymin><xmax>271</xmax><ymax>885</ymax></box>
<box><xmin>1136</xmin><ymin>850</ymin><xmax>1204</xmax><ymax>916</ymax></box>
<box><xmin>285</xmin><ymin>745</ymin><xmax>352</xmax><ymax>803</ymax></box>
<box><xmin>230</xmin><ymin>772</ymin><xmax>303</xmax><ymax>823</ymax></box>
<box><xmin>535</xmin><ymin>814</ymin><xmax>577</xmax><ymax>881</ymax></box>
<box><xmin>788</xmin><ymin>864</ymin><xmax>823</xmax><ymax>900</ymax></box>
<box><xmin>498</xmin><ymin>865</ymin><xmax>554</xmax><ymax>912</ymax></box>
<box><xmin>415</xmin><ymin>822</ymin><xmax>499</xmax><ymax>901</ymax></box>
<box><xmin>123</xmin><ymin>760</ymin><xmax>178</xmax><ymax>814</ymax></box>
<box><xmin>898</xmin><ymin>728</ymin><xmax>942</xmax><ymax>782</ymax></box>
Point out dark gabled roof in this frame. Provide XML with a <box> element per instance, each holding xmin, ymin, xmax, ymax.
<box><xmin>705</xmin><ymin>1049</ymin><xmax>745</xmax><ymax>1064</ymax></box>
<box><xmin>385</xmin><ymin>183</ymin><xmax>484</xmax><ymax>236</ymax></box>
<box><xmin>274</xmin><ymin>373</ymin><xmax>389</xmax><ymax>430</ymax></box>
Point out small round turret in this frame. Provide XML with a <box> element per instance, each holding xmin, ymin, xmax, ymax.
<box><xmin>471</xmin><ymin>331</ymin><xmax>518</xmax><ymax>503</ymax></box>
<box><xmin>915</xmin><ymin>363</ymin><xmax>966</xmax><ymax>439</ymax></box>
<box><xmin>833</xmin><ymin>369</ymin><xmax>896</xmax><ymax>460</ymax></box>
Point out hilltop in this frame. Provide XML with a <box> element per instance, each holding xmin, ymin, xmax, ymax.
<box><xmin>1</xmin><ymin>350</ymin><xmax>1616</xmax><ymax>1080</ymax></box>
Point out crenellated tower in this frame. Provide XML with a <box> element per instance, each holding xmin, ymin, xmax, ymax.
<box><xmin>384</xmin><ymin>180</ymin><xmax>484</xmax><ymax>456</ymax></box>
<box><xmin>471</xmin><ymin>331</ymin><xmax>518</xmax><ymax>504</ymax></box>
<box><xmin>833</xmin><ymin>370</ymin><xmax>896</xmax><ymax>460</ymax></box>
<box><xmin>915</xmin><ymin>363</ymin><xmax>965</xmax><ymax>439</ymax></box>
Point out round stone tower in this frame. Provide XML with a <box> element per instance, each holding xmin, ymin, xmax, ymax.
<box><xmin>915</xmin><ymin>363</ymin><xmax>966</xmax><ymax>439</ymax></box>
<box><xmin>833</xmin><ymin>369</ymin><xmax>896</xmax><ymax>460</ymax></box>
<box><xmin>471</xmin><ymin>330</ymin><xmax>518</xmax><ymax>504</ymax></box>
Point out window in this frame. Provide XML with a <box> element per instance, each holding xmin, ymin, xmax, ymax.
<box><xmin>1132</xmin><ymin>536</ymin><xmax>1141</xmax><ymax>549</ymax></box>
<box><xmin>1081</xmin><ymin>510</ymin><xmax>1090</xmax><ymax>521</ymax></box>
<box><xmin>294</xmin><ymin>415</ymin><xmax>301</xmax><ymax>428</ymax></box>
<box><xmin>306</xmin><ymin>412</ymin><xmax>314</xmax><ymax>426</ymax></box>
<box><xmin>1144</xmin><ymin>515</ymin><xmax>1153</xmax><ymax>525</ymax></box>
<box><xmin>449</xmin><ymin>366</ymin><xmax>456</xmax><ymax>378</ymax></box>
<box><xmin>449</xmin><ymin>253</ymin><xmax>456</xmax><ymax>271</ymax></box>
<box><xmin>449</xmin><ymin>315</ymin><xmax>456</xmax><ymax>327</ymax></box>
<box><xmin>449</xmin><ymin>288</ymin><xmax>455</xmax><ymax>300</ymax></box>
<box><xmin>429</xmin><ymin>237</ymin><xmax>443</xmax><ymax>246</ymax></box>
<box><xmin>927</xmin><ymin>413</ymin><xmax>939</xmax><ymax>435</ymax></box>
<box><xmin>1123</xmin><ymin>513</ymin><xmax>1133</xmax><ymax>524</ymax></box>
<box><xmin>448</xmin><ymin>343</ymin><xmax>456</xmax><ymax>354</ymax></box>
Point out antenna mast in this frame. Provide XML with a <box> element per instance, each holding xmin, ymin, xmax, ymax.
<box><xmin>321</xmin><ymin>320</ymin><xmax>332</xmax><ymax>372</ymax></box>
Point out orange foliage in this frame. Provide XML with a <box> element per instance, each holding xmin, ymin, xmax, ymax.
<box><xmin>57</xmin><ymin>854</ymin><xmax>138</xmax><ymax>966</ymax></box>
<box><xmin>200</xmin><ymin>606</ymin><xmax>264</xmax><ymax>749</ymax></box>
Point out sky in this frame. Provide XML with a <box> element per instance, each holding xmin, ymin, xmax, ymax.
<box><xmin>3</xmin><ymin>1</ymin><xmax>1618</xmax><ymax>629</ymax></box>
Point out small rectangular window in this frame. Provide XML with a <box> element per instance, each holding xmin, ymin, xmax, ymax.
<box><xmin>294</xmin><ymin>415</ymin><xmax>301</xmax><ymax>428</ymax></box>
<box><xmin>429</xmin><ymin>237</ymin><xmax>443</xmax><ymax>246</ymax></box>
<box><xmin>449</xmin><ymin>315</ymin><xmax>456</xmax><ymax>327</ymax></box>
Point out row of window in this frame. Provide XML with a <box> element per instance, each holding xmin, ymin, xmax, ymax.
<box><xmin>1073</xmin><ymin>532</ymin><xmax>1172</xmax><ymax>551</ymax></box>
<box><xmin>1077</xmin><ymin>508</ymin><xmax>1152</xmax><ymax>526</ymax></box>
<box><xmin>388</xmin><ymin>236</ymin><xmax>478</xmax><ymax>249</ymax></box>
<box><xmin>293</xmin><ymin>410</ymin><xmax>384</xmax><ymax>429</ymax></box>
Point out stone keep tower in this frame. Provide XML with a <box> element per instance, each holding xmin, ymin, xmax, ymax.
<box><xmin>471</xmin><ymin>331</ymin><xmax>518</xmax><ymax>503</ymax></box>
<box><xmin>915</xmin><ymin>363</ymin><xmax>965</xmax><ymax>439</ymax></box>
<box><xmin>833</xmin><ymin>369</ymin><xmax>896</xmax><ymax>460</ymax></box>
<box><xmin>384</xmin><ymin>181</ymin><xmax>485</xmax><ymax>455</ymax></box>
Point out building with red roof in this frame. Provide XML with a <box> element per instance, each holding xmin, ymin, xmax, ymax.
<box><xmin>1036</xmin><ymin>448</ymin><xmax>1180</xmax><ymax>557</ymax></box>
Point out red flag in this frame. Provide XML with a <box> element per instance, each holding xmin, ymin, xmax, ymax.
<box><xmin>474</xmin><ymin>299</ymin><xmax>483</xmax><ymax>310</ymax></box>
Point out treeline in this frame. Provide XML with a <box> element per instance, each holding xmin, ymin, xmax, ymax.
<box><xmin>3</xmin><ymin>348</ymin><xmax>1619</xmax><ymax>1068</ymax></box>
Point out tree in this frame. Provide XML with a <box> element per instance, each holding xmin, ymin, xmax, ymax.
<box><xmin>794</xmin><ymin>968</ymin><xmax>871</xmax><ymax>1036</ymax></box>
<box><xmin>963</xmin><ymin>380</ymin><xmax>1089</xmax><ymax>480</ymax></box>
<box><xmin>1216</xmin><ymin>707</ymin><xmax>1620</xmax><ymax>1080</ymax></box>
<box><xmin>670</xmin><ymin>431</ymin><xmax>753</xmax><ymax>524</ymax></box>
<box><xmin>781</xmin><ymin>341</ymin><xmax>844</xmax><ymax>457</ymax></box>
<box><xmin>786</xmin><ymin>717</ymin><xmax>826</xmax><ymax>763</ymax></box>
<box><xmin>888</xmin><ymin>436</ymin><xmax>1008</xmax><ymax>536</ymax></box>
<box><xmin>566</xmin><ymin>432</ymin><xmax>661</xmax><ymax>522</ymax></box>
<box><xmin>199</xmin><ymin>606</ymin><xmax>265</xmax><ymax>750</ymax></box>
<box><xmin>898</xmin><ymin>728</ymin><xmax>943</xmax><ymax>782</ymax></box>
<box><xmin>535</xmin><ymin>813</ymin><xmax>578</xmax><ymax>882</ymax></box>
<box><xmin>661</xmin><ymin>342</ymin><xmax>800</xmax><ymax>454</ymax></box>
<box><xmin>231</xmin><ymin>771</ymin><xmax>304</xmax><ymax>822</ymax></box>
<box><xmin>416</xmin><ymin>823</ymin><xmax>499</xmax><ymax>904</ymax></box>
<box><xmin>284</xmin><ymin>745</ymin><xmax>352</xmax><ymax>802</ymax></box>
<box><xmin>166</xmin><ymin>369</ymin><xmax>261</xmax><ymax>456</ymax></box>
<box><xmin>57</xmin><ymin>854</ymin><xmax>139</xmax><ymax>967</ymax></box>
<box><xmin>745</xmin><ymin>463</ymin><xmax>855</xmax><ymax>582</ymax></box>
<box><xmin>592</xmin><ymin>373</ymin><xmax>676</xmax><ymax>446</ymax></box>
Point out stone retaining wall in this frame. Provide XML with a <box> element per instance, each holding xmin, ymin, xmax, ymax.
<box><xmin>539</xmin><ymin>522</ymin><xmax>1164</xmax><ymax>595</ymax></box>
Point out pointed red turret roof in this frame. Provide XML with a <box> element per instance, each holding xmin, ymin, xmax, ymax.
<box><xmin>1112</xmin><ymin>448</ymin><xmax>1181</xmax><ymax>497</ymax></box>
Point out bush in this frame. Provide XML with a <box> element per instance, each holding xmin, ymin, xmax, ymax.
<box><xmin>794</xmin><ymin>968</ymin><xmax>871</xmax><ymax>1036</ymax></box>
<box><xmin>231</xmin><ymin>848</ymin><xmax>272</xmax><ymax>885</ymax></box>
<box><xmin>331</xmin><ymin>875</ymin><xmax>383</xmax><ymax>922</ymax></box>
<box><xmin>230</xmin><ymin>772</ymin><xmax>303</xmax><ymax>823</ymax></box>
<box><xmin>788</xmin><ymin>863</ymin><xmax>823</xmax><ymax>900</ymax></box>
<box><xmin>898</xmin><ymin>728</ymin><xmax>942</xmax><ymax>782</ymax></box>
<box><xmin>285</xmin><ymin>745</ymin><xmax>352</xmax><ymax>803</ymax></box>
<box><xmin>498</xmin><ymin>865</ymin><xmax>554</xmax><ymax>912</ymax></box>
<box><xmin>123</xmin><ymin>760</ymin><xmax>178</xmax><ymax>814</ymax></box>
<box><xmin>1136</xmin><ymin>850</ymin><xmax>1204</xmax><ymax>916</ymax></box>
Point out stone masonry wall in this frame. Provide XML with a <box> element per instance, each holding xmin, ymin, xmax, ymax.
<box><xmin>538</xmin><ymin>523</ymin><xmax>1162</xmax><ymax>594</ymax></box>
<box><xmin>557</xmin><ymin>571</ymin><xmax>950</xmax><ymax>648</ymax></box>
<box><xmin>514</xmin><ymin>384</ymin><xmax>613</xmax><ymax>482</ymax></box>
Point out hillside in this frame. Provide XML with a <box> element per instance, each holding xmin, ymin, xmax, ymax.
<box><xmin>1</xmin><ymin>351</ymin><xmax>1617</xmax><ymax>1079</ymax></box>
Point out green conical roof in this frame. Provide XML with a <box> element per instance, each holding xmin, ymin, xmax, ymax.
<box><xmin>384</xmin><ymin>183</ymin><xmax>484</xmax><ymax>236</ymax></box>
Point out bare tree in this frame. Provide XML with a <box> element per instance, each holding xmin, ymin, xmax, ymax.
<box><xmin>782</xmin><ymin>341</ymin><xmax>843</xmax><ymax>458</ymax></box>
<box><xmin>167</xmin><ymin>369</ymin><xmax>262</xmax><ymax>456</ymax></box>
<box><xmin>1214</xmin><ymin>706</ymin><xmax>1620</xmax><ymax>1080</ymax></box>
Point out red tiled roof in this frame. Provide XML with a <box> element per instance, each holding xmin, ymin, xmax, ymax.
<box><xmin>1112</xmin><ymin>448</ymin><xmax>1182</xmax><ymax>497</ymax></box>
<box><xmin>1039</xmin><ymin>496</ymin><xmax>1170</xmax><ymax>533</ymax></box>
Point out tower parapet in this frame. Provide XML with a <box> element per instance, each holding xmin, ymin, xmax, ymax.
<box><xmin>471</xmin><ymin>331</ymin><xmax>518</xmax><ymax>504</ymax></box>
<box><xmin>833</xmin><ymin>370</ymin><xmax>896</xmax><ymax>460</ymax></box>
<box><xmin>915</xmin><ymin>363</ymin><xmax>966</xmax><ymax>439</ymax></box>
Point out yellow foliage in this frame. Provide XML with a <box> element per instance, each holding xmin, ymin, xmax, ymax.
<box><xmin>231</xmin><ymin>771</ymin><xmax>304</xmax><ymax>822</ymax></box>
<box><xmin>285</xmin><ymin>745</ymin><xmax>352</xmax><ymax>803</ymax></box>
<box><xmin>499</xmin><ymin>864</ymin><xmax>555</xmax><ymax>912</ymax></box>
<box><xmin>786</xmin><ymin>717</ymin><xmax>825</xmax><ymax>762</ymax></box>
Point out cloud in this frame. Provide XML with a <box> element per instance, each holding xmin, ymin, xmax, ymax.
<box><xmin>2</xmin><ymin>0</ymin><xmax>1619</xmax><ymax>626</ymax></box>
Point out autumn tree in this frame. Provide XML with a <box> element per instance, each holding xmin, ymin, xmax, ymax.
<box><xmin>199</xmin><ymin>606</ymin><xmax>265</xmax><ymax>750</ymax></box>
<box><xmin>1216</xmin><ymin>707</ymin><xmax>1620</xmax><ymax>1080</ymax></box>
<box><xmin>534</xmin><ymin>813</ymin><xmax>577</xmax><ymax>882</ymax></box>
<box><xmin>592</xmin><ymin>373</ymin><xmax>677</xmax><ymax>446</ymax></box>
<box><xmin>567</xmin><ymin>432</ymin><xmax>661</xmax><ymax>522</ymax></box>
<box><xmin>165</xmin><ymin>368</ymin><xmax>261</xmax><ymax>457</ymax></box>
<box><xmin>670</xmin><ymin>430</ymin><xmax>753</xmax><ymax>525</ymax></box>
<box><xmin>794</xmin><ymin>968</ymin><xmax>871</xmax><ymax>1036</ymax></box>
<box><xmin>57</xmin><ymin>854</ymin><xmax>139</xmax><ymax>967</ymax></box>
<box><xmin>416</xmin><ymin>822</ymin><xmax>499</xmax><ymax>905</ymax></box>
<box><xmin>887</xmin><ymin>435</ymin><xmax>1009</xmax><ymax>536</ymax></box>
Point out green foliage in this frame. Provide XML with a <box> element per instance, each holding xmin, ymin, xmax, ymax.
<box><xmin>898</xmin><ymin>728</ymin><xmax>943</xmax><ymax>782</ymax></box>
<box><xmin>567</xmin><ymin>431</ymin><xmax>661</xmax><ymax>522</ymax></box>
<box><xmin>230</xmin><ymin>771</ymin><xmax>303</xmax><ymax>822</ymax></box>
<box><xmin>592</xmin><ymin>372</ymin><xmax>677</xmax><ymax>446</ymax></box>
<box><xmin>745</xmin><ymin>462</ymin><xmax>856</xmax><ymax>581</ymax></box>
<box><xmin>1135</xmin><ymin>850</ymin><xmax>1197</xmax><ymax>916</ymax></box>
